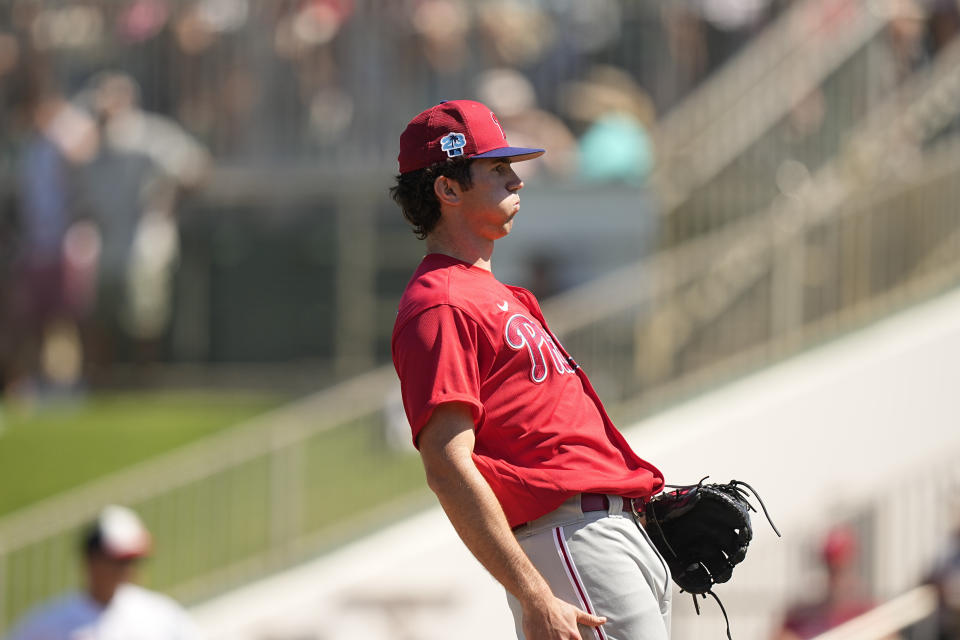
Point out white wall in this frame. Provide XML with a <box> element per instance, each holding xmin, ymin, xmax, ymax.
<box><xmin>631</xmin><ymin>292</ymin><xmax>960</xmax><ymax>529</ymax></box>
<box><xmin>191</xmin><ymin>287</ymin><xmax>960</xmax><ymax>640</ymax></box>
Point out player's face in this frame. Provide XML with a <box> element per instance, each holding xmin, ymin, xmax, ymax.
<box><xmin>86</xmin><ymin>553</ymin><xmax>137</xmax><ymax>604</ymax></box>
<box><xmin>458</xmin><ymin>158</ymin><xmax>524</xmax><ymax>241</ymax></box>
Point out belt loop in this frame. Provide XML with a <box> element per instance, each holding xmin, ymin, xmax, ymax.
<box><xmin>608</xmin><ymin>495</ymin><xmax>623</xmax><ymax>516</ymax></box>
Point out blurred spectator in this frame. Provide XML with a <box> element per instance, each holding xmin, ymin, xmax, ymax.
<box><xmin>868</xmin><ymin>0</ymin><xmax>931</xmax><ymax>98</ymax></box>
<box><xmin>271</xmin><ymin>0</ymin><xmax>355</xmax><ymax>151</ymax></box>
<box><xmin>785</xmin><ymin>88</ymin><xmax>827</xmax><ymax>143</ymax></box>
<box><xmin>475</xmin><ymin>0</ymin><xmax>556</xmax><ymax>68</ymax></box>
<box><xmin>697</xmin><ymin>0</ymin><xmax>774</xmax><ymax>67</ymax></box>
<box><xmin>0</xmin><ymin>31</ymin><xmax>19</xmax><ymax>81</ymax></box>
<box><xmin>76</xmin><ymin>71</ymin><xmax>210</xmax><ymax>372</ymax></box>
<box><xmin>409</xmin><ymin>0</ymin><xmax>473</xmax><ymax>75</ymax></box>
<box><xmin>924</xmin><ymin>0</ymin><xmax>960</xmax><ymax>55</ymax></box>
<box><xmin>660</xmin><ymin>3</ymin><xmax>711</xmax><ymax>106</ymax></box>
<box><xmin>888</xmin><ymin>0</ymin><xmax>931</xmax><ymax>74</ymax></box>
<box><xmin>4</xmin><ymin>505</ymin><xmax>204</xmax><ymax>640</ymax></box>
<box><xmin>774</xmin><ymin>526</ymin><xmax>876</xmax><ymax>640</ymax></box>
<box><xmin>561</xmin><ymin>65</ymin><xmax>658</xmax><ymax>184</ymax></box>
<box><xmin>5</xmin><ymin>88</ymin><xmax>97</xmax><ymax>405</ymax></box>
<box><xmin>474</xmin><ymin>67</ymin><xmax>578</xmax><ymax>179</ymax></box>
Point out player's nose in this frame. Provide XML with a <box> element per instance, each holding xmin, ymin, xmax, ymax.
<box><xmin>507</xmin><ymin>167</ymin><xmax>523</xmax><ymax>191</ymax></box>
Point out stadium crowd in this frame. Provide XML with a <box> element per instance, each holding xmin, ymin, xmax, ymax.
<box><xmin>1</xmin><ymin>0</ymin><xmax>958</xmax><ymax>399</ymax></box>
<box><xmin>0</xmin><ymin>0</ymin><xmax>800</xmax><ymax>404</ymax></box>
<box><xmin>0</xmin><ymin>0</ymin><xmax>957</xmax><ymax>396</ymax></box>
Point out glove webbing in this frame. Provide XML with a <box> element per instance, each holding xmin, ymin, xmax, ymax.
<box><xmin>650</xmin><ymin>478</ymin><xmax>781</xmax><ymax>640</ymax></box>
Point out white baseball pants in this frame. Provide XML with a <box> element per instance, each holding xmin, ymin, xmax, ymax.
<box><xmin>507</xmin><ymin>495</ymin><xmax>673</xmax><ymax>640</ymax></box>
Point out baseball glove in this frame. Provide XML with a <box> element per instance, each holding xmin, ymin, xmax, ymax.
<box><xmin>644</xmin><ymin>478</ymin><xmax>781</xmax><ymax>639</ymax></box>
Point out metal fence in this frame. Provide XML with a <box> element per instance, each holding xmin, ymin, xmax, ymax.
<box><xmin>650</xmin><ymin>0</ymin><xmax>890</xmax><ymax>220</ymax></box>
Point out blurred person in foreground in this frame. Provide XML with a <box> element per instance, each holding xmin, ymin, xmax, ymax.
<box><xmin>774</xmin><ymin>526</ymin><xmax>876</xmax><ymax>640</ymax></box>
<box><xmin>390</xmin><ymin>99</ymin><xmax>669</xmax><ymax>640</ymax></box>
<box><xmin>5</xmin><ymin>505</ymin><xmax>203</xmax><ymax>640</ymax></box>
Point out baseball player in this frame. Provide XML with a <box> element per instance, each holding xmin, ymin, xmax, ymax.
<box><xmin>5</xmin><ymin>505</ymin><xmax>203</xmax><ymax>640</ymax></box>
<box><xmin>390</xmin><ymin>99</ymin><xmax>672</xmax><ymax>640</ymax></box>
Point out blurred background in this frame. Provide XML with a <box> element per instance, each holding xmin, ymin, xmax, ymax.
<box><xmin>1</xmin><ymin>0</ymin><xmax>960</xmax><ymax>638</ymax></box>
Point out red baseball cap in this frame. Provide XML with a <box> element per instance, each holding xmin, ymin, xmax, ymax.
<box><xmin>821</xmin><ymin>525</ymin><xmax>859</xmax><ymax>569</ymax></box>
<box><xmin>398</xmin><ymin>99</ymin><xmax>545</xmax><ymax>174</ymax></box>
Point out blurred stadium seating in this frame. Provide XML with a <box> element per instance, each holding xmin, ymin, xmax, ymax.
<box><xmin>2</xmin><ymin>0</ymin><xmax>960</xmax><ymax>637</ymax></box>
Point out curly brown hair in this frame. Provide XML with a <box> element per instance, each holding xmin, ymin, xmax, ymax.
<box><xmin>389</xmin><ymin>157</ymin><xmax>474</xmax><ymax>239</ymax></box>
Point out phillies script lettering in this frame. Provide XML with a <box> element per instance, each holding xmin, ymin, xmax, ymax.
<box><xmin>504</xmin><ymin>313</ymin><xmax>576</xmax><ymax>383</ymax></box>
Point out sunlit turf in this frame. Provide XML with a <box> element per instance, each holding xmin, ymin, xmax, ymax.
<box><xmin>0</xmin><ymin>391</ymin><xmax>287</xmax><ymax>518</ymax></box>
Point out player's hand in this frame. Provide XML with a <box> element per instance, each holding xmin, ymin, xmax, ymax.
<box><xmin>521</xmin><ymin>594</ymin><xmax>606</xmax><ymax>640</ymax></box>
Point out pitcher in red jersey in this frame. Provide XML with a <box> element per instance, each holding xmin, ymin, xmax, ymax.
<box><xmin>390</xmin><ymin>99</ymin><xmax>670</xmax><ymax>640</ymax></box>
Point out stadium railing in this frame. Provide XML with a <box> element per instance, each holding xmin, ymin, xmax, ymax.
<box><xmin>548</xmin><ymin>33</ymin><xmax>960</xmax><ymax>416</ymax></box>
<box><xmin>650</xmin><ymin>0</ymin><xmax>888</xmax><ymax>215</ymax></box>
<box><xmin>654</xmin><ymin>2</ymin><xmax>955</xmax><ymax>249</ymax></box>
<box><xmin>811</xmin><ymin>585</ymin><xmax>938</xmax><ymax>640</ymax></box>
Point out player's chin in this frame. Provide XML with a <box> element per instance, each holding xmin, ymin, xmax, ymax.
<box><xmin>492</xmin><ymin>219</ymin><xmax>514</xmax><ymax>239</ymax></box>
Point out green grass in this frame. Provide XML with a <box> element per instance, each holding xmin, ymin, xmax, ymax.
<box><xmin>0</xmin><ymin>391</ymin><xmax>435</xmax><ymax>632</ymax></box>
<box><xmin>0</xmin><ymin>391</ymin><xmax>287</xmax><ymax>518</ymax></box>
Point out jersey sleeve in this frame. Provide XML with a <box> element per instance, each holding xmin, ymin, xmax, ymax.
<box><xmin>392</xmin><ymin>305</ymin><xmax>486</xmax><ymax>446</ymax></box>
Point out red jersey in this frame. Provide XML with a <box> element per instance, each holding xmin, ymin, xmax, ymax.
<box><xmin>392</xmin><ymin>254</ymin><xmax>664</xmax><ymax>527</ymax></box>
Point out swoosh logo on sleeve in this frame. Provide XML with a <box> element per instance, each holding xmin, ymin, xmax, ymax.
<box><xmin>497</xmin><ymin>300</ymin><xmax>509</xmax><ymax>312</ymax></box>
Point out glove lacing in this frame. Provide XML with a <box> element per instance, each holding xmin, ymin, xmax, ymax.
<box><xmin>649</xmin><ymin>478</ymin><xmax>782</xmax><ymax>640</ymax></box>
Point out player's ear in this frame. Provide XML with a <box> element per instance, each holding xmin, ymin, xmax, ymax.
<box><xmin>434</xmin><ymin>175</ymin><xmax>461</xmax><ymax>206</ymax></box>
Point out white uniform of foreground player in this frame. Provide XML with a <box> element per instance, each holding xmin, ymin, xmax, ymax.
<box><xmin>6</xmin><ymin>583</ymin><xmax>202</xmax><ymax>640</ymax></box>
